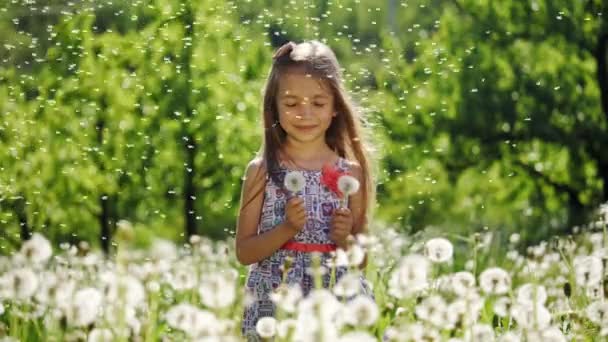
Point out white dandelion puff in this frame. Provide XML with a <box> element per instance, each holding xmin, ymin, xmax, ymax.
<box><xmin>333</xmin><ymin>273</ymin><xmax>363</xmax><ymax>298</ymax></box>
<box><xmin>586</xmin><ymin>301</ymin><xmax>608</xmax><ymax>325</ymax></box>
<box><xmin>493</xmin><ymin>297</ymin><xmax>512</xmax><ymax>317</ymax></box>
<box><xmin>166</xmin><ymin>266</ymin><xmax>198</xmax><ymax>291</ymax></box>
<box><xmin>256</xmin><ymin>316</ymin><xmax>278</xmax><ymax>339</ymax></box>
<box><xmin>0</xmin><ymin>268</ymin><xmax>39</xmax><ymax>300</ymax></box>
<box><xmin>67</xmin><ymin>287</ymin><xmax>103</xmax><ymax>327</ymax></box>
<box><xmin>338</xmin><ymin>175</ymin><xmax>360</xmax><ymax>207</ymax></box>
<box><xmin>388</xmin><ymin>254</ymin><xmax>430</xmax><ymax>298</ymax></box>
<box><xmin>415</xmin><ymin>295</ymin><xmax>448</xmax><ymax>328</ymax></box>
<box><xmin>338</xmin><ymin>331</ymin><xmax>377</xmax><ymax>342</ymax></box>
<box><xmin>88</xmin><ymin>328</ymin><xmax>113</xmax><ymax>342</ymax></box>
<box><xmin>573</xmin><ymin>255</ymin><xmax>603</xmax><ymax>287</ymax></box>
<box><xmin>498</xmin><ymin>332</ymin><xmax>521</xmax><ymax>342</ymax></box>
<box><xmin>479</xmin><ymin>267</ymin><xmax>511</xmax><ymax>295</ymax></box>
<box><xmin>198</xmin><ymin>271</ymin><xmax>237</xmax><ymax>309</ymax></box>
<box><xmin>516</xmin><ymin>283</ymin><xmax>547</xmax><ymax>306</ymax></box>
<box><xmin>20</xmin><ymin>233</ymin><xmax>53</xmax><ymax>264</ymax></box>
<box><xmin>270</xmin><ymin>284</ymin><xmax>302</xmax><ymax>313</ymax></box>
<box><xmin>450</xmin><ymin>271</ymin><xmax>476</xmax><ymax>296</ymax></box>
<box><xmin>277</xmin><ymin>319</ymin><xmax>297</xmax><ymax>339</ymax></box>
<box><xmin>342</xmin><ymin>295</ymin><xmax>379</xmax><ymax>327</ymax></box>
<box><xmin>284</xmin><ymin>171</ymin><xmax>306</xmax><ymax>193</ymax></box>
<box><xmin>424</xmin><ymin>237</ymin><xmax>453</xmax><ymax>263</ymax></box>
<box><xmin>510</xmin><ymin>303</ymin><xmax>551</xmax><ymax>329</ymax></box>
<box><xmin>541</xmin><ymin>327</ymin><xmax>567</xmax><ymax>342</ymax></box>
<box><xmin>464</xmin><ymin>324</ymin><xmax>494</xmax><ymax>342</ymax></box>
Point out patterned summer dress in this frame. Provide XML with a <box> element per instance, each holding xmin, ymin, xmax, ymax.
<box><xmin>241</xmin><ymin>156</ymin><xmax>373</xmax><ymax>339</ymax></box>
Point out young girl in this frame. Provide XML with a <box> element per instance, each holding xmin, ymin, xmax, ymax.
<box><xmin>235</xmin><ymin>40</ymin><xmax>376</xmax><ymax>339</ymax></box>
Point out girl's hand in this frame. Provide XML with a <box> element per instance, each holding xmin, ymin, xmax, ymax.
<box><xmin>330</xmin><ymin>207</ymin><xmax>353</xmax><ymax>247</ymax></box>
<box><xmin>285</xmin><ymin>197</ymin><xmax>306</xmax><ymax>233</ymax></box>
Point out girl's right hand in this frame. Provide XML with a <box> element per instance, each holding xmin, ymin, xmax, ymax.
<box><xmin>285</xmin><ymin>197</ymin><xmax>306</xmax><ymax>233</ymax></box>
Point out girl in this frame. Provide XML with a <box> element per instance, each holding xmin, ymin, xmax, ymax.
<box><xmin>235</xmin><ymin>40</ymin><xmax>376</xmax><ymax>339</ymax></box>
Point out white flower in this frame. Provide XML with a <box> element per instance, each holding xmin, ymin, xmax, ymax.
<box><xmin>20</xmin><ymin>233</ymin><xmax>52</xmax><ymax>264</ymax></box>
<box><xmin>0</xmin><ymin>302</ymin><xmax>4</xmax><ymax>315</ymax></box>
<box><xmin>88</xmin><ymin>328</ymin><xmax>113</xmax><ymax>342</ymax></box>
<box><xmin>586</xmin><ymin>301</ymin><xmax>608</xmax><ymax>325</ymax></box>
<box><xmin>493</xmin><ymin>297</ymin><xmax>511</xmax><ymax>317</ymax></box>
<box><xmin>270</xmin><ymin>284</ymin><xmax>302</xmax><ymax>313</ymax></box>
<box><xmin>388</xmin><ymin>254</ymin><xmax>429</xmax><ymax>298</ymax></box>
<box><xmin>573</xmin><ymin>255</ymin><xmax>603</xmax><ymax>287</ymax></box>
<box><xmin>67</xmin><ymin>287</ymin><xmax>103</xmax><ymax>327</ymax></box>
<box><xmin>165</xmin><ymin>304</ymin><xmax>219</xmax><ymax>337</ymax></box>
<box><xmin>541</xmin><ymin>327</ymin><xmax>567</xmax><ymax>342</ymax></box>
<box><xmin>256</xmin><ymin>316</ymin><xmax>277</xmax><ymax>338</ymax></box>
<box><xmin>0</xmin><ymin>268</ymin><xmax>39</xmax><ymax>300</ymax></box>
<box><xmin>198</xmin><ymin>271</ymin><xmax>237</xmax><ymax>309</ymax></box>
<box><xmin>424</xmin><ymin>237</ymin><xmax>453</xmax><ymax>263</ymax></box>
<box><xmin>516</xmin><ymin>283</ymin><xmax>547</xmax><ymax>306</ymax></box>
<box><xmin>101</xmin><ymin>273</ymin><xmax>145</xmax><ymax>308</ymax></box>
<box><xmin>335</xmin><ymin>244</ymin><xmax>366</xmax><ymax>268</ymax></box>
<box><xmin>166</xmin><ymin>266</ymin><xmax>198</xmax><ymax>291</ymax></box>
<box><xmin>479</xmin><ymin>267</ymin><xmax>511</xmax><ymax>295</ymax></box>
<box><xmin>464</xmin><ymin>324</ymin><xmax>494</xmax><ymax>342</ymax></box>
<box><xmin>338</xmin><ymin>175</ymin><xmax>360</xmax><ymax>196</ymax></box>
<box><xmin>511</xmin><ymin>303</ymin><xmax>551</xmax><ymax>329</ymax></box>
<box><xmin>498</xmin><ymin>332</ymin><xmax>521</xmax><ymax>342</ymax></box>
<box><xmin>333</xmin><ymin>273</ymin><xmax>362</xmax><ymax>298</ymax></box>
<box><xmin>447</xmin><ymin>292</ymin><xmax>484</xmax><ymax>328</ymax></box>
<box><xmin>415</xmin><ymin>295</ymin><xmax>447</xmax><ymax>328</ymax></box>
<box><xmin>165</xmin><ymin>303</ymin><xmax>197</xmax><ymax>332</ymax></box>
<box><xmin>338</xmin><ymin>331</ymin><xmax>377</xmax><ymax>342</ymax></box>
<box><xmin>150</xmin><ymin>239</ymin><xmax>178</xmax><ymax>261</ymax></box>
<box><xmin>342</xmin><ymin>295</ymin><xmax>379</xmax><ymax>327</ymax></box>
<box><xmin>35</xmin><ymin>274</ymin><xmax>75</xmax><ymax>311</ymax></box>
<box><xmin>450</xmin><ymin>271</ymin><xmax>476</xmax><ymax>296</ymax></box>
<box><xmin>298</xmin><ymin>289</ymin><xmax>342</xmax><ymax>323</ymax></box>
<box><xmin>277</xmin><ymin>319</ymin><xmax>297</xmax><ymax>338</ymax></box>
<box><xmin>284</xmin><ymin>171</ymin><xmax>306</xmax><ymax>193</ymax></box>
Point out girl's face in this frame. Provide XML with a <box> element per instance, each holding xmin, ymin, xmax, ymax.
<box><xmin>276</xmin><ymin>71</ymin><xmax>336</xmax><ymax>145</ymax></box>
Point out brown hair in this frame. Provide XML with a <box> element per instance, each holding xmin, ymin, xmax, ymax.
<box><xmin>243</xmin><ymin>40</ymin><xmax>377</xmax><ymax>228</ymax></box>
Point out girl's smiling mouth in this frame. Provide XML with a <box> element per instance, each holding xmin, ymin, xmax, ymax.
<box><xmin>294</xmin><ymin>125</ymin><xmax>317</xmax><ymax>130</ymax></box>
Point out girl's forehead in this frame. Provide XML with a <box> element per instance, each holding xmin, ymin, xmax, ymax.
<box><xmin>277</xmin><ymin>72</ymin><xmax>333</xmax><ymax>98</ymax></box>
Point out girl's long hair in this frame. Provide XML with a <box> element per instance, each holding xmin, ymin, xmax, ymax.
<box><xmin>243</xmin><ymin>40</ymin><xmax>377</xmax><ymax>227</ymax></box>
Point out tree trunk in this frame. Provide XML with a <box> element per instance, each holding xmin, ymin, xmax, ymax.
<box><xmin>596</xmin><ymin>27</ymin><xmax>608</xmax><ymax>201</ymax></box>
<box><xmin>16</xmin><ymin>194</ymin><xmax>31</xmax><ymax>241</ymax></box>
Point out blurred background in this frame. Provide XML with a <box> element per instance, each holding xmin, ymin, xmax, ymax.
<box><xmin>0</xmin><ymin>0</ymin><xmax>606</xmax><ymax>254</ymax></box>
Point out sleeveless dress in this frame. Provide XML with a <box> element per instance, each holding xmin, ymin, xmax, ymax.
<box><xmin>241</xmin><ymin>156</ymin><xmax>374</xmax><ymax>339</ymax></box>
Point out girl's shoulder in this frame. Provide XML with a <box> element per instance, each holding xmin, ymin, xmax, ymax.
<box><xmin>243</xmin><ymin>157</ymin><xmax>268</xmax><ymax>185</ymax></box>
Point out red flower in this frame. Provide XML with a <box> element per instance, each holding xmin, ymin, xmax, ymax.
<box><xmin>321</xmin><ymin>163</ymin><xmax>350</xmax><ymax>198</ymax></box>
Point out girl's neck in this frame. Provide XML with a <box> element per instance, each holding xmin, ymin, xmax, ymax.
<box><xmin>280</xmin><ymin>140</ymin><xmax>336</xmax><ymax>168</ymax></box>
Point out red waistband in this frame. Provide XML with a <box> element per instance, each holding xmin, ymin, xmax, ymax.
<box><xmin>281</xmin><ymin>241</ymin><xmax>337</xmax><ymax>253</ymax></box>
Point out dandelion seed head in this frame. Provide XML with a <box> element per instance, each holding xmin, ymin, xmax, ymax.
<box><xmin>424</xmin><ymin>237</ymin><xmax>453</xmax><ymax>263</ymax></box>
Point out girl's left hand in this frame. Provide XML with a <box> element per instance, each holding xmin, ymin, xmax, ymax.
<box><xmin>329</xmin><ymin>207</ymin><xmax>353</xmax><ymax>248</ymax></box>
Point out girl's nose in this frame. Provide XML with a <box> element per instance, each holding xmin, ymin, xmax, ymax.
<box><xmin>298</xmin><ymin>102</ymin><xmax>313</xmax><ymax>118</ymax></box>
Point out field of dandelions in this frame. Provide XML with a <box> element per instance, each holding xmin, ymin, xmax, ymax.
<box><xmin>1</xmin><ymin>205</ymin><xmax>608</xmax><ymax>341</ymax></box>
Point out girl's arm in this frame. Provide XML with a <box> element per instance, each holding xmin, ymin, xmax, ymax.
<box><xmin>235</xmin><ymin>158</ymin><xmax>300</xmax><ymax>266</ymax></box>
